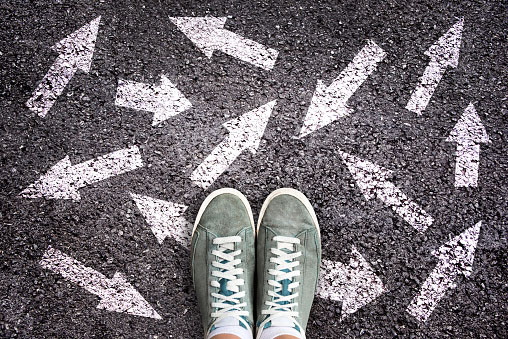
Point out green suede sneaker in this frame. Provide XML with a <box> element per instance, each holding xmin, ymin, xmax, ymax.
<box><xmin>191</xmin><ymin>188</ymin><xmax>256</xmax><ymax>339</ymax></box>
<box><xmin>256</xmin><ymin>188</ymin><xmax>321</xmax><ymax>339</ymax></box>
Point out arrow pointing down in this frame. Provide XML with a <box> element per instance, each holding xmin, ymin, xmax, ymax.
<box><xmin>190</xmin><ymin>100</ymin><xmax>277</xmax><ymax>189</ymax></box>
<box><xmin>26</xmin><ymin>16</ymin><xmax>101</xmax><ymax>117</ymax></box>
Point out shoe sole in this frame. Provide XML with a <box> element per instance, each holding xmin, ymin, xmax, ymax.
<box><xmin>192</xmin><ymin>187</ymin><xmax>255</xmax><ymax>236</ymax></box>
<box><xmin>256</xmin><ymin>187</ymin><xmax>320</xmax><ymax>240</ymax></box>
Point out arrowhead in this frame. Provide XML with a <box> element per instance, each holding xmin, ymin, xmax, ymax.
<box><xmin>96</xmin><ymin>272</ymin><xmax>162</xmax><ymax>319</ymax></box>
<box><xmin>338</xmin><ymin>150</ymin><xmax>393</xmax><ymax>200</ymax></box>
<box><xmin>299</xmin><ymin>80</ymin><xmax>352</xmax><ymax>138</ymax></box>
<box><xmin>130</xmin><ymin>193</ymin><xmax>191</xmax><ymax>246</ymax></box>
<box><xmin>223</xmin><ymin>100</ymin><xmax>277</xmax><ymax>153</ymax></box>
<box><xmin>151</xmin><ymin>75</ymin><xmax>192</xmax><ymax>126</ymax></box>
<box><xmin>432</xmin><ymin>221</ymin><xmax>482</xmax><ymax>277</ymax></box>
<box><xmin>169</xmin><ymin>16</ymin><xmax>227</xmax><ymax>58</ymax></box>
<box><xmin>20</xmin><ymin>156</ymin><xmax>81</xmax><ymax>200</ymax></box>
<box><xmin>425</xmin><ymin>18</ymin><xmax>463</xmax><ymax>68</ymax></box>
<box><xmin>446</xmin><ymin>103</ymin><xmax>489</xmax><ymax>144</ymax></box>
<box><xmin>52</xmin><ymin>16</ymin><xmax>101</xmax><ymax>72</ymax></box>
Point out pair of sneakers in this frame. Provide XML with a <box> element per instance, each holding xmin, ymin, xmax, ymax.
<box><xmin>191</xmin><ymin>188</ymin><xmax>321</xmax><ymax>339</ymax></box>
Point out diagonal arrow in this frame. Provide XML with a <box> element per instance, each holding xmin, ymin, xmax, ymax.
<box><xmin>115</xmin><ymin>75</ymin><xmax>192</xmax><ymax>126</ymax></box>
<box><xmin>130</xmin><ymin>193</ymin><xmax>191</xmax><ymax>246</ymax></box>
<box><xmin>26</xmin><ymin>16</ymin><xmax>101</xmax><ymax>117</ymax></box>
<box><xmin>169</xmin><ymin>16</ymin><xmax>279</xmax><ymax>71</ymax></box>
<box><xmin>20</xmin><ymin>146</ymin><xmax>143</xmax><ymax>201</ymax></box>
<box><xmin>190</xmin><ymin>100</ymin><xmax>276</xmax><ymax>189</ymax></box>
<box><xmin>339</xmin><ymin>150</ymin><xmax>434</xmax><ymax>233</ymax></box>
<box><xmin>318</xmin><ymin>246</ymin><xmax>385</xmax><ymax>320</ymax></box>
<box><xmin>446</xmin><ymin>103</ymin><xmax>489</xmax><ymax>188</ymax></box>
<box><xmin>40</xmin><ymin>246</ymin><xmax>161</xmax><ymax>319</ymax></box>
<box><xmin>406</xmin><ymin>18</ymin><xmax>464</xmax><ymax>115</ymax></box>
<box><xmin>407</xmin><ymin>221</ymin><xmax>482</xmax><ymax>322</ymax></box>
<box><xmin>299</xmin><ymin>40</ymin><xmax>386</xmax><ymax>138</ymax></box>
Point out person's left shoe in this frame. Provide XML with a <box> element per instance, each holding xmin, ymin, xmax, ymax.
<box><xmin>191</xmin><ymin>188</ymin><xmax>256</xmax><ymax>339</ymax></box>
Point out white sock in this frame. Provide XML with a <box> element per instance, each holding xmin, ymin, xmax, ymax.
<box><xmin>257</xmin><ymin>317</ymin><xmax>303</xmax><ymax>339</ymax></box>
<box><xmin>207</xmin><ymin>316</ymin><xmax>253</xmax><ymax>339</ymax></box>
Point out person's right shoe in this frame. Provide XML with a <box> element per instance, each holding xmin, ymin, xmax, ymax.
<box><xmin>256</xmin><ymin>188</ymin><xmax>321</xmax><ymax>339</ymax></box>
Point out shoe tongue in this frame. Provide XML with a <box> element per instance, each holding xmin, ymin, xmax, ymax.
<box><xmin>269</xmin><ymin>316</ymin><xmax>294</xmax><ymax>327</ymax></box>
<box><xmin>214</xmin><ymin>316</ymin><xmax>240</xmax><ymax>327</ymax></box>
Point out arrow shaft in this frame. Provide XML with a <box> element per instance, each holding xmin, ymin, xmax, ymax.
<box><xmin>115</xmin><ymin>79</ymin><xmax>161</xmax><ymax>113</ymax></box>
<box><xmin>406</xmin><ymin>59</ymin><xmax>447</xmax><ymax>115</ymax></box>
<box><xmin>454</xmin><ymin>143</ymin><xmax>480</xmax><ymax>187</ymax></box>
<box><xmin>26</xmin><ymin>54</ymin><xmax>78</xmax><ymax>117</ymax></box>
<box><xmin>215</xmin><ymin>29</ymin><xmax>278</xmax><ymax>71</ymax></box>
<box><xmin>71</xmin><ymin>146</ymin><xmax>143</xmax><ymax>189</ymax></box>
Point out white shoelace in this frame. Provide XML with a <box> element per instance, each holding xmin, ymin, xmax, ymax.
<box><xmin>210</xmin><ymin>236</ymin><xmax>249</xmax><ymax>331</ymax></box>
<box><xmin>257</xmin><ymin>236</ymin><xmax>303</xmax><ymax>338</ymax></box>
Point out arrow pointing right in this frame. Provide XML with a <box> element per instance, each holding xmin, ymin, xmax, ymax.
<box><xmin>190</xmin><ymin>100</ymin><xmax>277</xmax><ymax>189</ymax></box>
<box><xmin>40</xmin><ymin>246</ymin><xmax>161</xmax><ymax>319</ymax></box>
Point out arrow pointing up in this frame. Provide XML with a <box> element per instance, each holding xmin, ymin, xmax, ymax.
<box><xmin>26</xmin><ymin>16</ymin><xmax>101</xmax><ymax>117</ymax></box>
<box><xmin>170</xmin><ymin>16</ymin><xmax>279</xmax><ymax>71</ymax></box>
<box><xmin>40</xmin><ymin>246</ymin><xmax>161</xmax><ymax>319</ymax></box>
<box><xmin>299</xmin><ymin>40</ymin><xmax>386</xmax><ymax>138</ymax></box>
<box><xmin>191</xmin><ymin>100</ymin><xmax>276</xmax><ymax>189</ymax></box>
<box><xmin>446</xmin><ymin>103</ymin><xmax>489</xmax><ymax>188</ymax></box>
<box><xmin>339</xmin><ymin>150</ymin><xmax>434</xmax><ymax>233</ymax></box>
<box><xmin>318</xmin><ymin>246</ymin><xmax>385</xmax><ymax>319</ymax></box>
<box><xmin>20</xmin><ymin>146</ymin><xmax>143</xmax><ymax>200</ymax></box>
<box><xmin>406</xmin><ymin>18</ymin><xmax>464</xmax><ymax>115</ymax></box>
<box><xmin>407</xmin><ymin>221</ymin><xmax>482</xmax><ymax>322</ymax></box>
<box><xmin>115</xmin><ymin>75</ymin><xmax>192</xmax><ymax>126</ymax></box>
<box><xmin>130</xmin><ymin>193</ymin><xmax>191</xmax><ymax>246</ymax></box>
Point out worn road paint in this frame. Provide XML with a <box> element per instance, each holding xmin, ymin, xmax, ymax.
<box><xmin>299</xmin><ymin>40</ymin><xmax>386</xmax><ymax>138</ymax></box>
<box><xmin>406</xmin><ymin>221</ymin><xmax>482</xmax><ymax>322</ymax></box>
<box><xmin>130</xmin><ymin>193</ymin><xmax>190</xmax><ymax>246</ymax></box>
<box><xmin>191</xmin><ymin>100</ymin><xmax>276</xmax><ymax>189</ymax></box>
<box><xmin>169</xmin><ymin>17</ymin><xmax>279</xmax><ymax>71</ymax></box>
<box><xmin>115</xmin><ymin>75</ymin><xmax>192</xmax><ymax>126</ymax></box>
<box><xmin>21</xmin><ymin>146</ymin><xmax>143</xmax><ymax>200</ymax></box>
<box><xmin>40</xmin><ymin>246</ymin><xmax>161</xmax><ymax>319</ymax></box>
<box><xmin>26</xmin><ymin>17</ymin><xmax>101</xmax><ymax>117</ymax></box>
<box><xmin>446</xmin><ymin>103</ymin><xmax>489</xmax><ymax>188</ymax></box>
<box><xmin>339</xmin><ymin>150</ymin><xmax>434</xmax><ymax>233</ymax></box>
<box><xmin>318</xmin><ymin>246</ymin><xmax>385</xmax><ymax>319</ymax></box>
<box><xmin>406</xmin><ymin>18</ymin><xmax>464</xmax><ymax>115</ymax></box>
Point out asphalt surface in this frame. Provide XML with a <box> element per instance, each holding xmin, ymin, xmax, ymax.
<box><xmin>1</xmin><ymin>0</ymin><xmax>507</xmax><ymax>338</ymax></box>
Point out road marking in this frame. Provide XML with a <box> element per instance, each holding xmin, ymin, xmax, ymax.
<box><xmin>406</xmin><ymin>18</ymin><xmax>464</xmax><ymax>115</ymax></box>
<box><xmin>40</xmin><ymin>246</ymin><xmax>161</xmax><ymax>319</ymax></box>
<box><xmin>115</xmin><ymin>75</ymin><xmax>192</xmax><ymax>126</ymax></box>
<box><xmin>446</xmin><ymin>103</ymin><xmax>489</xmax><ymax>188</ymax></box>
<box><xmin>299</xmin><ymin>40</ymin><xmax>386</xmax><ymax>138</ymax></box>
<box><xmin>130</xmin><ymin>193</ymin><xmax>190</xmax><ymax>246</ymax></box>
<box><xmin>191</xmin><ymin>100</ymin><xmax>276</xmax><ymax>189</ymax></box>
<box><xmin>26</xmin><ymin>16</ymin><xmax>101</xmax><ymax>118</ymax></box>
<box><xmin>21</xmin><ymin>146</ymin><xmax>143</xmax><ymax>201</ymax></box>
<box><xmin>339</xmin><ymin>150</ymin><xmax>434</xmax><ymax>233</ymax></box>
<box><xmin>318</xmin><ymin>246</ymin><xmax>385</xmax><ymax>319</ymax></box>
<box><xmin>406</xmin><ymin>221</ymin><xmax>482</xmax><ymax>322</ymax></box>
<box><xmin>169</xmin><ymin>16</ymin><xmax>279</xmax><ymax>71</ymax></box>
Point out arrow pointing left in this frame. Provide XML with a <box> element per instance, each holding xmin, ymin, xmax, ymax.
<box><xmin>20</xmin><ymin>146</ymin><xmax>144</xmax><ymax>201</ymax></box>
<box><xmin>40</xmin><ymin>246</ymin><xmax>161</xmax><ymax>319</ymax></box>
<box><xmin>318</xmin><ymin>246</ymin><xmax>385</xmax><ymax>319</ymax></box>
<box><xmin>26</xmin><ymin>16</ymin><xmax>101</xmax><ymax>118</ymax></box>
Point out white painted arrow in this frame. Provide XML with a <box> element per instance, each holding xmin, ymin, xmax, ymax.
<box><xmin>115</xmin><ymin>75</ymin><xmax>192</xmax><ymax>126</ymax></box>
<box><xmin>169</xmin><ymin>17</ymin><xmax>279</xmax><ymax>71</ymax></box>
<box><xmin>339</xmin><ymin>150</ymin><xmax>434</xmax><ymax>233</ymax></box>
<box><xmin>20</xmin><ymin>146</ymin><xmax>143</xmax><ymax>200</ymax></box>
<box><xmin>407</xmin><ymin>221</ymin><xmax>482</xmax><ymax>322</ymax></box>
<box><xmin>299</xmin><ymin>40</ymin><xmax>386</xmax><ymax>138</ymax></box>
<box><xmin>130</xmin><ymin>193</ymin><xmax>191</xmax><ymax>246</ymax></box>
<box><xmin>406</xmin><ymin>18</ymin><xmax>464</xmax><ymax>115</ymax></box>
<box><xmin>318</xmin><ymin>246</ymin><xmax>385</xmax><ymax>319</ymax></box>
<box><xmin>40</xmin><ymin>246</ymin><xmax>161</xmax><ymax>319</ymax></box>
<box><xmin>446</xmin><ymin>103</ymin><xmax>489</xmax><ymax>188</ymax></box>
<box><xmin>26</xmin><ymin>16</ymin><xmax>101</xmax><ymax>117</ymax></box>
<box><xmin>191</xmin><ymin>100</ymin><xmax>276</xmax><ymax>189</ymax></box>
